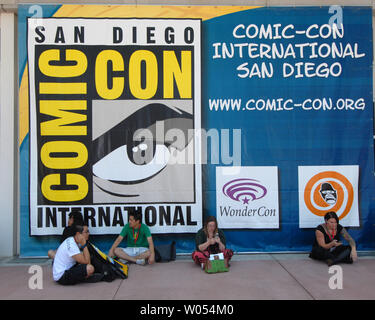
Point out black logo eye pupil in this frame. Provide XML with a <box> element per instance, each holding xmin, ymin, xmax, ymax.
<box><xmin>127</xmin><ymin>139</ymin><xmax>156</xmax><ymax>165</ymax></box>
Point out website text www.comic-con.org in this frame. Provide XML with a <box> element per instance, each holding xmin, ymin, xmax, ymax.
<box><xmin>208</xmin><ymin>97</ymin><xmax>365</xmax><ymax>112</ymax></box>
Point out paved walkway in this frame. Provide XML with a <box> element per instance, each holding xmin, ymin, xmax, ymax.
<box><xmin>0</xmin><ymin>252</ymin><xmax>374</xmax><ymax>300</ymax></box>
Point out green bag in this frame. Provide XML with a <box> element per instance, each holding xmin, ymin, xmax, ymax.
<box><xmin>204</xmin><ymin>255</ymin><xmax>229</xmax><ymax>273</ymax></box>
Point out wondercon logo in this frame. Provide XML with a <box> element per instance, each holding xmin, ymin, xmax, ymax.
<box><xmin>222</xmin><ymin>178</ymin><xmax>267</xmax><ymax>204</ymax></box>
<box><xmin>304</xmin><ymin>171</ymin><xmax>354</xmax><ymax>220</ymax></box>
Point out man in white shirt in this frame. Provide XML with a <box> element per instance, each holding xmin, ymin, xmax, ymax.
<box><xmin>53</xmin><ymin>225</ymin><xmax>94</xmax><ymax>285</ymax></box>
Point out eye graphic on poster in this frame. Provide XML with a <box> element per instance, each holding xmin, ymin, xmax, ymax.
<box><xmin>92</xmin><ymin>101</ymin><xmax>195</xmax><ymax>202</ymax></box>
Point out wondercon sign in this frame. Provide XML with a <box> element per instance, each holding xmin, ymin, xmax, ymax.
<box><xmin>298</xmin><ymin>165</ymin><xmax>359</xmax><ymax>228</ymax></box>
<box><xmin>216</xmin><ymin>166</ymin><xmax>279</xmax><ymax>229</ymax></box>
<box><xmin>27</xmin><ymin>17</ymin><xmax>202</xmax><ymax>235</ymax></box>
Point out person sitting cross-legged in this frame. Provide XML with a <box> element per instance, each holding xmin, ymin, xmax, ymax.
<box><xmin>309</xmin><ymin>211</ymin><xmax>358</xmax><ymax>266</ymax></box>
<box><xmin>108</xmin><ymin>212</ymin><xmax>155</xmax><ymax>266</ymax></box>
<box><xmin>192</xmin><ymin>216</ymin><xmax>234</xmax><ymax>269</ymax></box>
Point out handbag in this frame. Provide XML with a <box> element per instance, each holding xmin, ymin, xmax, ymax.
<box><xmin>204</xmin><ymin>253</ymin><xmax>229</xmax><ymax>273</ymax></box>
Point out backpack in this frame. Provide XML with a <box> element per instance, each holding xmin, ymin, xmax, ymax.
<box><xmin>154</xmin><ymin>241</ymin><xmax>176</xmax><ymax>262</ymax></box>
<box><xmin>87</xmin><ymin>242</ymin><xmax>128</xmax><ymax>282</ymax></box>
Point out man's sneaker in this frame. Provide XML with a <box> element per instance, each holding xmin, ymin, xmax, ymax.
<box><xmin>136</xmin><ymin>259</ymin><xmax>146</xmax><ymax>265</ymax></box>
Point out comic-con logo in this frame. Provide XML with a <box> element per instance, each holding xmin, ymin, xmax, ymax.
<box><xmin>222</xmin><ymin>178</ymin><xmax>267</xmax><ymax>204</ymax></box>
<box><xmin>92</xmin><ymin>101</ymin><xmax>194</xmax><ymax>203</ymax></box>
<box><xmin>304</xmin><ymin>171</ymin><xmax>353</xmax><ymax>219</ymax></box>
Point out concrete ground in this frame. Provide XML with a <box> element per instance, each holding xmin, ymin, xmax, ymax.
<box><xmin>0</xmin><ymin>252</ymin><xmax>374</xmax><ymax>300</ymax></box>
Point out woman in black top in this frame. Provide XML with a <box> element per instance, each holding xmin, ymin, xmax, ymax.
<box><xmin>309</xmin><ymin>211</ymin><xmax>357</xmax><ymax>266</ymax></box>
<box><xmin>192</xmin><ymin>216</ymin><xmax>233</xmax><ymax>268</ymax></box>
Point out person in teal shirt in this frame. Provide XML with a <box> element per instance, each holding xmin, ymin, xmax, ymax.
<box><xmin>108</xmin><ymin>212</ymin><xmax>155</xmax><ymax>265</ymax></box>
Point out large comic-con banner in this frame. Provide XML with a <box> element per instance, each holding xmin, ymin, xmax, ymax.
<box><xmin>19</xmin><ymin>5</ymin><xmax>375</xmax><ymax>255</ymax></box>
<box><xmin>27</xmin><ymin>17</ymin><xmax>202</xmax><ymax>236</ymax></box>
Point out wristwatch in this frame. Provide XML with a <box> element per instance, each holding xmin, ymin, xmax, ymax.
<box><xmin>80</xmin><ymin>243</ymin><xmax>87</xmax><ymax>251</ymax></box>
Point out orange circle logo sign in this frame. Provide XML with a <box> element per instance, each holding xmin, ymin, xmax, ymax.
<box><xmin>304</xmin><ymin>171</ymin><xmax>353</xmax><ymax>220</ymax></box>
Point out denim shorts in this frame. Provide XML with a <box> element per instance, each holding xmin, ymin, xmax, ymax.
<box><xmin>120</xmin><ymin>247</ymin><xmax>149</xmax><ymax>257</ymax></box>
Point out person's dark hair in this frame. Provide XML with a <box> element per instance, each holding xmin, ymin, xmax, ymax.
<box><xmin>129</xmin><ymin>211</ymin><xmax>142</xmax><ymax>223</ymax></box>
<box><xmin>69</xmin><ymin>209</ymin><xmax>84</xmax><ymax>225</ymax></box>
<box><xmin>72</xmin><ymin>224</ymin><xmax>84</xmax><ymax>235</ymax></box>
<box><xmin>324</xmin><ymin>211</ymin><xmax>339</xmax><ymax>224</ymax></box>
<box><xmin>203</xmin><ymin>216</ymin><xmax>218</xmax><ymax>236</ymax></box>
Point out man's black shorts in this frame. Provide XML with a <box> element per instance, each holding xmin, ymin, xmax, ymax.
<box><xmin>57</xmin><ymin>264</ymin><xmax>88</xmax><ymax>285</ymax></box>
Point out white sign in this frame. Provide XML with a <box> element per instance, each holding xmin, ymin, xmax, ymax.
<box><xmin>298</xmin><ymin>165</ymin><xmax>359</xmax><ymax>228</ymax></box>
<box><xmin>216</xmin><ymin>166</ymin><xmax>279</xmax><ymax>229</ymax></box>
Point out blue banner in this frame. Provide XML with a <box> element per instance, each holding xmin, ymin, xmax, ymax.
<box><xmin>203</xmin><ymin>6</ymin><xmax>374</xmax><ymax>251</ymax></box>
<box><xmin>18</xmin><ymin>5</ymin><xmax>374</xmax><ymax>256</ymax></box>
